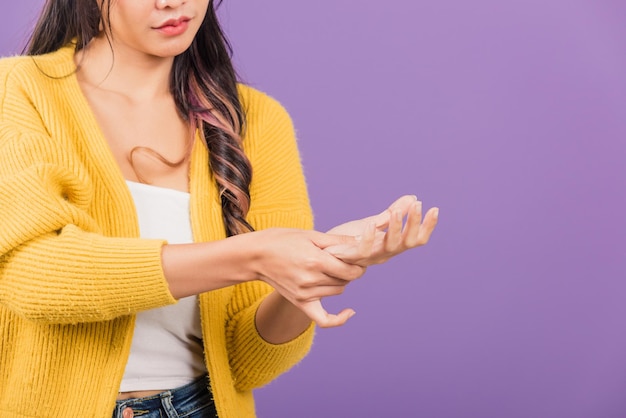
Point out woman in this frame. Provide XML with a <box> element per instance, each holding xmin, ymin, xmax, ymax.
<box><xmin>0</xmin><ymin>0</ymin><xmax>438</xmax><ymax>417</ymax></box>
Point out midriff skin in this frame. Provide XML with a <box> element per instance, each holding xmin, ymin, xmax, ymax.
<box><xmin>117</xmin><ymin>390</ymin><xmax>166</xmax><ymax>400</ymax></box>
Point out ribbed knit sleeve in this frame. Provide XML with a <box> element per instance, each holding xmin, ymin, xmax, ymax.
<box><xmin>223</xmin><ymin>86</ymin><xmax>315</xmax><ymax>391</ymax></box>
<box><xmin>0</xmin><ymin>59</ymin><xmax>176</xmax><ymax>325</ymax></box>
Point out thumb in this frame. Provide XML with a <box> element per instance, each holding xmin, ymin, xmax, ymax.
<box><xmin>310</xmin><ymin>231</ymin><xmax>358</xmax><ymax>250</ymax></box>
<box><xmin>325</xmin><ymin>221</ymin><xmax>376</xmax><ymax>265</ymax></box>
<box><xmin>298</xmin><ymin>299</ymin><xmax>356</xmax><ymax>328</ymax></box>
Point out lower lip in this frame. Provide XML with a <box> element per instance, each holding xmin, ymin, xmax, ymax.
<box><xmin>156</xmin><ymin>20</ymin><xmax>189</xmax><ymax>36</ymax></box>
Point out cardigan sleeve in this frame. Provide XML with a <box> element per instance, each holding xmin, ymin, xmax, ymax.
<box><xmin>224</xmin><ymin>86</ymin><xmax>316</xmax><ymax>391</ymax></box>
<box><xmin>0</xmin><ymin>64</ymin><xmax>176</xmax><ymax>325</ymax></box>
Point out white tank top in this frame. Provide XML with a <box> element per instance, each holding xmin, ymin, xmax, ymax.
<box><xmin>119</xmin><ymin>180</ymin><xmax>207</xmax><ymax>392</ymax></box>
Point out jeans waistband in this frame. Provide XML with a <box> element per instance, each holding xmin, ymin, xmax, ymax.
<box><xmin>113</xmin><ymin>374</ymin><xmax>215</xmax><ymax>418</ymax></box>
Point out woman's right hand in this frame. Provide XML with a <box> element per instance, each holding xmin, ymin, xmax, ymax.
<box><xmin>162</xmin><ymin>227</ymin><xmax>364</xmax><ymax>329</ymax></box>
<box><xmin>251</xmin><ymin>228</ymin><xmax>366</xmax><ymax>328</ymax></box>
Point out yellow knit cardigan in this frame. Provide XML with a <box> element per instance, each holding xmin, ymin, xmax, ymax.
<box><xmin>0</xmin><ymin>44</ymin><xmax>315</xmax><ymax>418</ymax></box>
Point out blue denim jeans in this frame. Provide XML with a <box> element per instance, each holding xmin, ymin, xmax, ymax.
<box><xmin>112</xmin><ymin>375</ymin><xmax>218</xmax><ymax>418</ymax></box>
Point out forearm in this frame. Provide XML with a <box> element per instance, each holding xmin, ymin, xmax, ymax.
<box><xmin>161</xmin><ymin>233</ymin><xmax>260</xmax><ymax>299</ymax></box>
<box><xmin>255</xmin><ymin>291</ymin><xmax>313</xmax><ymax>344</ymax></box>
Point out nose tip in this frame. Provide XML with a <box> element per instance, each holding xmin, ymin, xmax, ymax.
<box><xmin>156</xmin><ymin>0</ymin><xmax>184</xmax><ymax>9</ymax></box>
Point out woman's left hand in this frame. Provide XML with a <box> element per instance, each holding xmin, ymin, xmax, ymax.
<box><xmin>323</xmin><ymin>195</ymin><xmax>439</xmax><ymax>266</ymax></box>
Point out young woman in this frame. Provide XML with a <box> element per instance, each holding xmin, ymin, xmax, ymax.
<box><xmin>0</xmin><ymin>0</ymin><xmax>438</xmax><ymax>417</ymax></box>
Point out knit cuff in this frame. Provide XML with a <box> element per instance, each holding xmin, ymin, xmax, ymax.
<box><xmin>227</xmin><ymin>296</ymin><xmax>315</xmax><ymax>391</ymax></box>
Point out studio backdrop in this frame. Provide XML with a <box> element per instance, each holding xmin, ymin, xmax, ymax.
<box><xmin>2</xmin><ymin>1</ymin><xmax>625</xmax><ymax>417</ymax></box>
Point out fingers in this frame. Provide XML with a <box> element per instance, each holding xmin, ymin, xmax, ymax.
<box><xmin>356</xmin><ymin>221</ymin><xmax>376</xmax><ymax>252</ymax></box>
<box><xmin>267</xmin><ymin>266</ymin><xmax>361</xmax><ymax>302</ymax></box>
<box><xmin>294</xmin><ymin>280</ymin><xmax>351</xmax><ymax>298</ymax></box>
<box><xmin>319</xmin><ymin>250</ymin><xmax>366</xmax><ymax>281</ymax></box>
<box><xmin>402</xmin><ymin>200</ymin><xmax>423</xmax><ymax>247</ymax></box>
<box><xmin>388</xmin><ymin>195</ymin><xmax>418</xmax><ymax>214</ymax></box>
<box><xmin>415</xmin><ymin>206</ymin><xmax>439</xmax><ymax>245</ymax></box>
<box><xmin>384</xmin><ymin>209</ymin><xmax>405</xmax><ymax>252</ymax></box>
<box><xmin>299</xmin><ymin>299</ymin><xmax>356</xmax><ymax>328</ymax></box>
<box><xmin>370</xmin><ymin>195</ymin><xmax>415</xmax><ymax>231</ymax></box>
<box><xmin>402</xmin><ymin>201</ymin><xmax>439</xmax><ymax>249</ymax></box>
<box><xmin>326</xmin><ymin>198</ymin><xmax>439</xmax><ymax>267</ymax></box>
<box><xmin>290</xmin><ymin>275</ymin><xmax>359</xmax><ymax>328</ymax></box>
<box><xmin>303</xmin><ymin>231</ymin><xmax>366</xmax><ymax>280</ymax></box>
<box><xmin>301</xmin><ymin>275</ymin><xmax>351</xmax><ymax>288</ymax></box>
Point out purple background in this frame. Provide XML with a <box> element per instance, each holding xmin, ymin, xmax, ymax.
<box><xmin>3</xmin><ymin>1</ymin><xmax>626</xmax><ymax>417</ymax></box>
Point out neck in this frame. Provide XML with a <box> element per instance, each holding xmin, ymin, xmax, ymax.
<box><xmin>75</xmin><ymin>35</ymin><xmax>175</xmax><ymax>101</ymax></box>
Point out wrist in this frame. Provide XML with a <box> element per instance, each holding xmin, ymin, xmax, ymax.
<box><xmin>227</xmin><ymin>231</ymin><xmax>267</xmax><ymax>282</ymax></box>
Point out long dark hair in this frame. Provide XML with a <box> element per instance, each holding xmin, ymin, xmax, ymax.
<box><xmin>25</xmin><ymin>0</ymin><xmax>253</xmax><ymax>236</ymax></box>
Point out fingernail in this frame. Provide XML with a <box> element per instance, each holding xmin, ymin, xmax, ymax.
<box><xmin>433</xmin><ymin>208</ymin><xmax>439</xmax><ymax>219</ymax></box>
<box><xmin>349</xmin><ymin>310</ymin><xmax>356</xmax><ymax>319</ymax></box>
